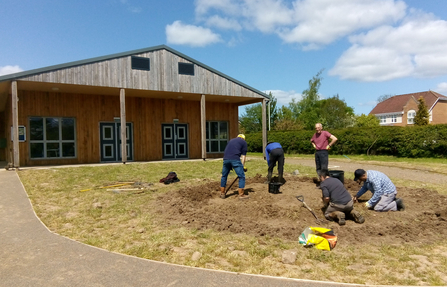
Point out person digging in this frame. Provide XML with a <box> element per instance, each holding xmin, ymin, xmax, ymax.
<box><xmin>220</xmin><ymin>134</ymin><xmax>249</xmax><ymax>200</ymax></box>
<box><xmin>264</xmin><ymin>141</ymin><xmax>285</xmax><ymax>184</ymax></box>
<box><xmin>319</xmin><ymin>169</ymin><xmax>365</xmax><ymax>225</ymax></box>
<box><xmin>353</xmin><ymin>169</ymin><xmax>405</xmax><ymax>212</ymax></box>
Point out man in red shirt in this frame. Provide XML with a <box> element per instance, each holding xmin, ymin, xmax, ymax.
<box><xmin>311</xmin><ymin>123</ymin><xmax>337</xmax><ymax>175</ymax></box>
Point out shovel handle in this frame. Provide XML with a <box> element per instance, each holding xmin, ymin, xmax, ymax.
<box><xmin>296</xmin><ymin>195</ymin><xmax>304</xmax><ymax>202</ymax></box>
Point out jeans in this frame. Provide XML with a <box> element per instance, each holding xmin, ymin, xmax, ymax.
<box><xmin>315</xmin><ymin>150</ymin><xmax>329</xmax><ymax>173</ymax></box>
<box><xmin>221</xmin><ymin>159</ymin><xmax>245</xmax><ymax>188</ymax></box>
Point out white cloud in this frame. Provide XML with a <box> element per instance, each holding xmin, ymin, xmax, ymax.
<box><xmin>192</xmin><ymin>0</ymin><xmax>406</xmax><ymax>48</ymax></box>
<box><xmin>435</xmin><ymin>82</ymin><xmax>447</xmax><ymax>94</ymax></box>
<box><xmin>206</xmin><ymin>15</ymin><xmax>242</xmax><ymax>31</ymax></box>
<box><xmin>329</xmin><ymin>13</ymin><xmax>447</xmax><ymax>81</ymax></box>
<box><xmin>279</xmin><ymin>0</ymin><xmax>406</xmax><ymax>48</ymax></box>
<box><xmin>166</xmin><ymin>21</ymin><xmax>222</xmax><ymax>47</ymax></box>
<box><xmin>0</xmin><ymin>65</ymin><xmax>23</xmax><ymax>76</ymax></box>
<box><xmin>195</xmin><ymin>0</ymin><xmax>240</xmax><ymax>16</ymax></box>
<box><xmin>264</xmin><ymin>89</ymin><xmax>302</xmax><ymax>106</ymax></box>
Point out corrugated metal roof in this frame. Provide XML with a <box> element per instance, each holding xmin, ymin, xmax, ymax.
<box><xmin>369</xmin><ymin>91</ymin><xmax>447</xmax><ymax>115</ymax></box>
<box><xmin>0</xmin><ymin>44</ymin><xmax>269</xmax><ymax>99</ymax></box>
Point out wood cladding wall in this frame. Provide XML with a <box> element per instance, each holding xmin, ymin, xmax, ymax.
<box><xmin>19</xmin><ymin>49</ymin><xmax>264</xmax><ymax>99</ymax></box>
<box><xmin>15</xmin><ymin>91</ymin><xmax>238</xmax><ymax>166</ymax></box>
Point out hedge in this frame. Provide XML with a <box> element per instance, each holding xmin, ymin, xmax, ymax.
<box><xmin>245</xmin><ymin>124</ymin><xmax>447</xmax><ymax>158</ymax></box>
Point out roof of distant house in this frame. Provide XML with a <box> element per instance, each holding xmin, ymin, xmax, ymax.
<box><xmin>369</xmin><ymin>91</ymin><xmax>447</xmax><ymax>115</ymax></box>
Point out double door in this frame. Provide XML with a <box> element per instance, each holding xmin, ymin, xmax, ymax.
<box><xmin>100</xmin><ymin>122</ymin><xmax>133</xmax><ymax>162</ymax></box>
<box><xmin>162</xmin><ymin>123</ymin><xmax>188</xmax><ymax>159</ymax></box>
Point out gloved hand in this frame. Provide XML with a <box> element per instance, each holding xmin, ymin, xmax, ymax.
<box><xmin>243</xmin><ymin>166</ymin><xmax>248</xmax><ymax>172</ymax></box>
<box><xmin>365</xmin><ymin>202</ymin><xmax>371</xmax><ymax>208</ymax></box>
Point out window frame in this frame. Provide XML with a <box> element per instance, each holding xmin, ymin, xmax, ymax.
<box><xmin>178</xmin><ymin>62</ymin><xmax>195</xmax><ymax>76</ymax></box>
<box><xmin>131</xmin><ymin>56</ymin><xmax>150</xmax><ymax>71</ymax></box>
<box><xmin>206</xmin><ymin>121</ymin><xmax>228</xmax><ymax>153</ymax></box>
<box><xmin>29</xmin><ymin>116</ymin><xmax>77</xmax><ymax>160</ymax></box>
<box><xmin>407</xmin><ymin>110</ymin><xmax>416</xmax><ymax>124</ymax></box>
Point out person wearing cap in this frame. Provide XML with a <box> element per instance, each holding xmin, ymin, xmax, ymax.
<box><xmin>353</xmin><ymin>169</ymin><xmax>405</xmax><ymax>211</ymax></box>
<box><xmin>220</xmin><ymin>134</ymin><xmax>249</xmax><ymax>200</ymax></box>
<box><xmin>311</xmin><ymin>123</ymin><xmax>337</xmax><ymax>175</ymax></box>
<box><xmin>265</xmin><ymin>142</ymin><xmax>285</xmax><ymax>184</ymax></box>
<box><xmin>319</xmin><ymin>169</ymin><xmax>365</xmax><ymax>225</ymax></box>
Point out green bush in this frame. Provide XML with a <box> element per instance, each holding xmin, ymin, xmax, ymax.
<box><xmin>246</xmin><ymin>124</ymin><xmax>447</xmax><ymax>158</ymax></box>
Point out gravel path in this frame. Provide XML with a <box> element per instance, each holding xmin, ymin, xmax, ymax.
<box><xmin>285</xmin><ymin>158</ymin><xmax>447</xmax><ymax>185</ymax></box>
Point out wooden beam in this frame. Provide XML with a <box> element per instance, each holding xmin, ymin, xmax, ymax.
<box><xmin>12</xmin><ymin>81</ymin><xmax>19</xmax><ymax>168</ymax></box>
<box><xmin>262</xmin><ymin>98</ymin><xmax>267</xmax><ymax>158</ymax></box>
<box><xmin>200</xmin><ymin>95</ymin><xmax>207</xmax><ymax>159</ymax></box>
<box><xmin>120</xmin><ymin>89</ymin><xmax>127</xmax><ymax>164</ymax></box>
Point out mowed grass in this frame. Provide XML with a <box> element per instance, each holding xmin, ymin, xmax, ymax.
<box><xmin>18</xmin><ymin>157</ymin><xmax>447</xmax><ymax>286</ymax></box>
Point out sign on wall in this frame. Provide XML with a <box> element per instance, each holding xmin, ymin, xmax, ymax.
<box><xmin>11</xmin><ymin>126</ymin><xmax>26</xmax><ymax>142</ymax></box>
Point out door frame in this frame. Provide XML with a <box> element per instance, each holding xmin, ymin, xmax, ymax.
<box><xmin>99</xmin><ymin>122</ymin><xmax>134</xmax><ymax>162</ymax></box>
<box><xmin>161</xmin><ymin>123</ymin><xmax>189</xmax><ymax>160</ymax></box>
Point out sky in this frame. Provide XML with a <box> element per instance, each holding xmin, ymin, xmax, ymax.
<box><xmin>1</xmin><ymin>0</ymin><xmax>447</xmax><ymax>116</ymax></box>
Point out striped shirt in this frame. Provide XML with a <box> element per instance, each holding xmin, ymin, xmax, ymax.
<box><xmin>355</xmin><ymin>170</ymin><xmax>396</xmax><ymax>206</ymax></box>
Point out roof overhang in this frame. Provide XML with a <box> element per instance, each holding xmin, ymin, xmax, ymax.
<box><xmin>0</xmin><ymin>80</ymin><xmax>264</xmax><ymax>112</ymax></box>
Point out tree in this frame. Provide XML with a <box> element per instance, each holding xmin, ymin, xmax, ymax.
<box><xmin>377</xmin><ymin>94</ymin><xmax>394</xmax><ymax>103</ymax></box>
<box><xmin>353</xmin><ymin>114</ymin><xmax>380</xmax><ymax>128</ymax></box>
<box><xmin>274</xmin><ymin>106</ymin><xmax>303</xmax><ymax>130</ymax></box>
<box><xmin>239</xmin><ymin>93</ymin><xmax>278</xmax><ymax>133</ymax></box>
<box><xmin>318</xmin><ymin>95</ymin><xmax>355</xmax><ymax>129</ymax></box>
<box><xmin>414</xmin><ymin>96</ymin><xmax>429</xmax><ymax>126</ymax></box>
<box><xmin>289</xmin><ymin>70</ymin><xmax>323</xmax><ymax>130</ymax></box>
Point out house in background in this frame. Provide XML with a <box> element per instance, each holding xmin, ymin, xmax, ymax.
<box><xmin>0</xmin><ymin>45</ymin><xmax>269</xmax><ymax>167</ymax></box>
<box><xmin>369</xmin><ymin>91</ymin><xmax>447</xmax><ymax>126</ymax></box>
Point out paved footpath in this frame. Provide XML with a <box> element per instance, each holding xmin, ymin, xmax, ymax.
<box><xmin>1</xmin><ymin>169</ymin><xmax>404</xmax><ymax>287</ymax></box>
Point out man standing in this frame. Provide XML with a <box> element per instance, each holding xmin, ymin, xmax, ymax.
<box><xmin>311</xmin><ymin>123</ymin><xmax>337</xmax><ymax>174</ymax></box>
<box><xmin>220</xmin><ymin>134</ymin><xmax>249</xmax><ymax>200</ymax></box>
<box><xmin>353</xmin><ymin>169</ymin><xmax>405</xmax><ymax>212</ymax></box>
<box><xmin>319</xmin><ymin>169</ymin><xmax>365</xmax><ymax>225</ymax></box>
<box><xmin>265</xmin><ymin>142</ymin><xmax>285</xmax><ymax>184</ymax></box>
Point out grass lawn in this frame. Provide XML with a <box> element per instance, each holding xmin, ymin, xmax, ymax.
<box><xmin>18</xmin><ymin>156</ymin><xmax>447</xmax><ymax>286</ymax></box>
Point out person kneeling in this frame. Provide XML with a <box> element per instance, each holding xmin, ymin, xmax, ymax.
<box><xmin>319</xmin><ymin>169</ymin><xmax>365</xmax><ymax>226</ymax></box>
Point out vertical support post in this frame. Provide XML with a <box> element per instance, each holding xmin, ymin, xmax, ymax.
<box><xmin>12</xmin><ymin>81</ymin><xmax>19</xmax><ymax>168</ymax></box>
<box><xmin>120</xmin><ymin>89</ymin><xmax>127</xmax><ymax>164</ymax></box>
<box><xmin>200</xmin><ymin>95</ymin><xmax>206</xmax><ymax>160</ymax></box>
<box><xmin>262</xmin><ymin>99</ymin><xmax>267</xmax><ymax>158</ymax></box>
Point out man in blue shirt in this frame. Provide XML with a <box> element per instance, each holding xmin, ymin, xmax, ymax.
<box><xmin>353</xmin><ymin>169</ymin><xmax>405</xmax><ymax>212</ymax></box>
<box><xmin>220</xmin><ymin>134</ymin><xmax>249</xmax><ymax>200</ymax></box>
<box><xmin>265</xmin><ymin>142</ymin><xmax>285</xmax><ymax>184</ymax></box>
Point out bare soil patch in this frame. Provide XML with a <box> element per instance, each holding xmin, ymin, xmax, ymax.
<box><xmin>152</xmin><ymin>174</ymin><xmax>447</xmax><ymax>246</ymax></box>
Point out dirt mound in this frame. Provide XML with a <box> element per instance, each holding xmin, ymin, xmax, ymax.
<box><xmin>152</xmin><ymin>175</ymin><xmax>447</xmax><ymax>246</ymax></box>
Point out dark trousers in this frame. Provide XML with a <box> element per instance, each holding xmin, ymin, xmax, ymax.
<box><xmin>315</xmin><ymin>150</ymin><xmax>328</xmax><ymax>173</ymax></box>
<box><xmin>268</xmin><ymin>148</ymin><xmax>284</xmax><ymax>177</ymax></box>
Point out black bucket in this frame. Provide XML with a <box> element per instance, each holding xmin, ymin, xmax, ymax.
<box><xmin>329</xmin><ymin>170</ymin><xmax>344</xmax><ymax>184</ymax></box>
<box><xmin>268</xmin><ymin>182</ymin><xmax>282</xmax><ymax>194</ymax></box>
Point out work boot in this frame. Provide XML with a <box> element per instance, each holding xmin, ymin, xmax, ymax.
<box><xmin>220</xmin><ymin>187</ymin><xmax>226</xmax><ymax>199</ymax></box>
<box><xmin>265</xmin><ymin>171</ymin><xmax>273</xmax><ymax>184</ymax></box>
<box><xmin>350</xmin><ymin>210</ymin><xmax>365</xmax><ymax>224</ymax></box>
<box><xmin>238</xmin><ymin>188</ymin><xmax>249</xmax><ymax>200</ymax></box>
<box><xmin>336</xmin><ymin>212</ymin><xmax>346</xmax><ymax>226</ymax></box>
<box><xmin>395</xmin><ymin>198</ymin><xmax>405</xmax><ymax>211</ymax></box>
<box><xmin>278</xmin><ymin>174</ymin><xmax>284</xmax><ymax>184</ymax></box>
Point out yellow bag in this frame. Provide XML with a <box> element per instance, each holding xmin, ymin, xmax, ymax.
<box><xmin>299</xmin><ymin>227</ymin><xmax>337</xmax><ymax>251</ymax></box>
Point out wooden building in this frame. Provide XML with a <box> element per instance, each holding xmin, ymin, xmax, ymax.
<box><xmin>0</xmin><ymin>45</ymin><xmax>269</xmax><ymax>167</ymax></box>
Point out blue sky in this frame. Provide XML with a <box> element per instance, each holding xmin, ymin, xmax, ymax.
<box><xmin>1</xmin><ymin>0</ymin><xmax>447</xmax><ymax>116</ymax></box>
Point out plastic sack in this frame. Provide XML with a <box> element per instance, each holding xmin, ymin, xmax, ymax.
<box><xmin>299</xmin><ymin>226</ymin><xmax>337</xmax><ymax>251</ymax></box>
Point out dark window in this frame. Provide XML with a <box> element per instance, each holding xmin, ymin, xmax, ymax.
<box><xmin>131</xmin><ymin>56</ymin><xmax>150</xmax><ymax>71</ymax></box>
<box><xmin>178</xmin><ymin>62</ymin><xmax>194</xmax><ymax>75</ymax></box>
<box><xmin>29</xmin><ymin>117</ymin><xmax>76</xmax><ymax>159</ymax></box>
<box><xmin>206</xmin><ymin>121</ymin><xmax>228</xmax><ymax>153</ymax></box>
